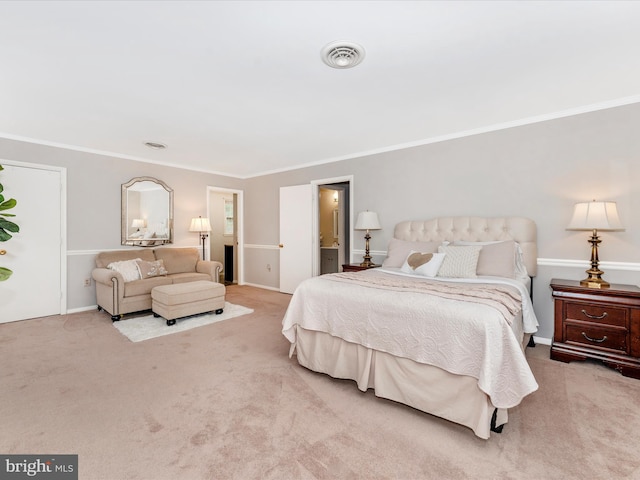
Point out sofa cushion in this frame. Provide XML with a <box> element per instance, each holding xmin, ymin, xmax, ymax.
<box><xmin>124</xmin><ymin>276</ymin><xmax>172</xmax><ymax>297</ymax></box>
<box><xmin>95</xmin><ymin>249</ymin><xmax>155</xmax><ymax>268</ymax></box>
<box><xmin>153</xmin><ymin>248</ymin><xmax>199</xmax><ymax>274</ymax></box>
<box><xmin>169</xmin><ymin>272</ymin><xmax>212</xmax><ymax>284</ymax></box>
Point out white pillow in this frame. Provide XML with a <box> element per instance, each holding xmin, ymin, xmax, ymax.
<box><xmin>401</xmin><ymin>251</ymin><xmax>446</xmax><ymax>277</ymax></box>
<box><xmin>107</xmin><ymin>259</ymin><xmax>142</xmax><ymax>282</ymax></box>
<box><xmin>436</xmin><ymin>245</ymin><xmax>482</xmax><ymax>278</ymax></box>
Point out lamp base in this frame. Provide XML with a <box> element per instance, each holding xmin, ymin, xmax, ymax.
<box><xmin>580</xmin><ymin>269</ymin><xmax>610</xmax><ymax>289</ymax></box>
<box><xmin>359</xmin><ymin>258</ymin><xmax>378</xmax><ymax>268</ymax></box>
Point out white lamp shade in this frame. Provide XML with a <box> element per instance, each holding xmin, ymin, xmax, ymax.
<box><xmin>354</xmin><ymin>211</ymin><xmax>381</xmax><ymax>231</ymax></box>
<box><xmin>131</xmin><ymin>218</ymin><xmax>145</xmax><ymax>228</ymax></box>
<box><xmin>189</xmin><ymin>216</ymin><xmax>212</xmax><ymax>232</ymax></box>
<box><xmin>567</xmin><ymin>201</ymin><xmax>624</xmax><ymax>231</ymax></box>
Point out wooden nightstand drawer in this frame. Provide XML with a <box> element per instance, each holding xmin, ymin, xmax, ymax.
<box><xmin>550</xmin><ymin>278</ymin><xmax>640</xmax><ymax>379</ymax></box>
<box><xmin>565</xmin><ymin>323</ymin><xmax>627</xmax><ymax>353</ymax></box>
<box><xmin>565</xmin><ymin>302</ymin><xmax>628</xmax><ymax>327</ymax></box>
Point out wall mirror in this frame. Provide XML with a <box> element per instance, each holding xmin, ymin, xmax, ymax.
<box><xmin>121</xmin><ymin>176</ymin><xmax>173</xmax><ymax>246</ymax></box>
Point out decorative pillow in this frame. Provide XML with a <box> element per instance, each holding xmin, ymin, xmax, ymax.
<box><xmin>514</xmin><ymin>243</ymin><xmax>529</xmax><ymax>284</ymax></box>
<box><xmin>135</xmin><ymin>259</ymin><xmax>168</xmax><ymax>278</ymax></box>
<box><xmin>382</xmin><ymin>238</ymin><xmax>441</xmax><ymax>268</ymax></box>
<box><xmin>436</xmin><ymin>245</ymin><xmax>482</xmax><ymax>278</ymax></box>
<box><xmin>107</xmin><ymin>259</ymin><xmax>142</xmax><ymax>282</ymax></box>
<box><xmin>401</xmin><ymin>251</ymin><xmax>446</xmax><ymax>277</ymax></box>
<box><xmin>453</xmin><ymin>240</ymin><xmax>517</xmax><ymax>278</ymax></box>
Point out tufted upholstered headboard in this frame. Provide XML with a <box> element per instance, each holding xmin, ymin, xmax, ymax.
<box><xmin>393</xmin><ymin>217</ymin><xmax>537</xmax><ymax>276</ymax></box>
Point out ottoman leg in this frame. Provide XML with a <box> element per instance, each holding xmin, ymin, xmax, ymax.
<box><xmin>215</xmin><ymin>308</ymin><xmax>224</xmax><ymax>315</ymax></box>
<box><xmin>166</xmin><ymin>319</ymin><xmax>176</xmax><ymax>326</ymax></box>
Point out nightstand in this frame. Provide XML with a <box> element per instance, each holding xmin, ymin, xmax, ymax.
<box><xmin>342</xmin><ymin>263</ymin><xmax>380</xmax><ymax>272</ymax></box>
<box><xmin>550</xmin><ymin>278</ymin><xmax>640</xmax><ymax>379</ymax></box>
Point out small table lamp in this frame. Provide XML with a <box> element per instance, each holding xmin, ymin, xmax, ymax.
<box><xmin>131</xmin><ymin>218</ymin><xmax>145</xmax><ymax>232</ymax></box>
<box><xmin>355</xmin><ymin>211</ymin><xmax>381</xmax><ymax>267</ymax></box>
<box><xmin>189</xmin><ymin>215</ymin><xmax>212</xmax><ymax>260</ymax></box>
<box><xmin>566</xmin><ymin>200</ymin><xmax>624</xmax><ymax>288</ymax></box>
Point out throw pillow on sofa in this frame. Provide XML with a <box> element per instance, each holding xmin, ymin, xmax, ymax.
<box><xmin>136</xmin><ymin>259</ymin><xmax>168</xmax><ymax>278</ymax></box>
<box><xmin>107</xmin><ymin>259</ymin><xmax>142</xmax><ymax>282</ymax></box>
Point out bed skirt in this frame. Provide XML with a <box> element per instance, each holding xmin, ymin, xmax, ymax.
<box><xmin>293</xmin><ymin>326</ymin><xmax>519</xmax><ymax>439</ymax></box>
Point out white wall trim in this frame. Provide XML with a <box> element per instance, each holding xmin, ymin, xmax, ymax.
<box><xmin>67</xmin><ymin>245</ymin><xmax>203</xmax><ymax>256</ymax></box>
<box><xmin>242</xmin><ymin>282</ymin><xmax>281</xmax><ymax>292</ymax></box>
<box><xmin>532</xmin><ymin>336</ymin><xmax>552</xmax><ymax>346</ymax></box>
<box><xmin>245</xmin><ymin>244</ymin><xmax>280</xmax><ymax>250</ymax></box>
<box><xmin>68</xmin><ymin>305</ymin><xmax>97</xmax><ymax>314</ymax></box>
<box><xmin>537</xmin><ymin>257</ymin><xmax>640</xmax><ymax>271</ymax></box>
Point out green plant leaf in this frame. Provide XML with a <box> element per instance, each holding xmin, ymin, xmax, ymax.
<box><xmin>0</xmin><ymin>213</ymin><xmax>15</xmax><ymax>217</ymax></box>
<box><xmin>0</xmin><ymin>218</ymin><xmax>19</xmax><ymax>232</ymax></box>
<box><xmin>0</xmin><ymin>198</ymin><xmax>17</xmax><ymax>211</ymax></box>
<box><xmin>0</xmin><ymin>267</ymin><xmax>12</xmax><ymax>281</ymax></box>
<box><xmin>0</xmin><ymin>230</ymin><xmax>11</xmax><ymax>242</ymax></box>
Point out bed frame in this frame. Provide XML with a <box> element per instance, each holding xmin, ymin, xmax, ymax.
<box><xmin>292</xmin><ymin>216</ymin><xmax>537</xmax><ymax>439</ymax></box>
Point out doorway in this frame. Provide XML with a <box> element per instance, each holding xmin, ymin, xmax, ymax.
<box><xmin>318</xmin><ymin>184</ymin><xmax>349</xmax><ymax>274</ymax></box>
<box><xmin>312</xmin><ymin>176</ymin><xmax>353</xmax><ymax>276</ymax></box>
<box><xmin>207</xmin><ymin>186</ymin><xmax>243</xmax><ymax>286</ymax></box>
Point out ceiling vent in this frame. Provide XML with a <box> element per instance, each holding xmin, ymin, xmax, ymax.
<box><xmin>321</xmin><ymin>41</ymin><xmax>365</xmax><ymax>69</ymax></box>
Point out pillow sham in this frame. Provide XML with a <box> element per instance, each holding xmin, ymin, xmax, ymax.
<box><xmin>400</xmin><ymin>251</ymin><xmax>446</xmax><ymax>277</ymax></box>
<box><xmin>436</xmin><ymin>245</ymin><xmax>482</xmax><ymax>278</ymax></box>
<box><xmin>107</xmin><ymin>259</ymin><xmax>142</xmax><ymax>282</ymax></box>
<box><xmin>136</xmin><ymin>259</ymin><xmax>168</xmax><ymax>278</ymax></box>
<box><xmin>453</xmin><ymin>240</ymin><xmax>516</xmax><ymax>278</ymax></box>
<box><xmin>454</xmin><ymin>240</ymin><xmax>530</xmax><ymax>283</ymax></box>
<box><xmin>382</xmin><ymin>238</ymin><xmax>441</xmax><ymax>268</ymax></box>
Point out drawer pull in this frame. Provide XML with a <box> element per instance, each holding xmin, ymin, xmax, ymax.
<box><xmin>581</xmin><ymin>309</ymin><xmax>608</xmax><ymax>320</ymax></box>
<box><xmin>581</xmin><ymin>332</ymin><xmax>608</xmax><ymax>343</ymax></box>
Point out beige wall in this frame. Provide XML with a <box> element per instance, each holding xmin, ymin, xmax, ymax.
<box><xmin>242</xmin><ymin>102</ymin><xmax>640</xmax><ymax>340</ymax></box>
<box><xmin>2</xmin><ymin>102</ymin><xmax>640</xmax><ymax>341</ymax></box>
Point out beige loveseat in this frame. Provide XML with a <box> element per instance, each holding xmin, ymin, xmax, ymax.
<box><xmin>92</xmin><ymin>247</ymin><xmax>223</xmax><ymax>321</ymax></box>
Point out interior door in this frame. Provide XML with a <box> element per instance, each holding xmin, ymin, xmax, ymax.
<box><xmin>279</xmin><ymin>184</ymin><xmax>313</xmax><ymax>294</ymax></box>
<box><xmin>0</xmin><ymin>162</ymin><xmax>63</xmax><ymax>323</ymax></box>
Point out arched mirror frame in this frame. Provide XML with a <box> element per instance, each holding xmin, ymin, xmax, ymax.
<box><xmin>121</xmin><ymin>176</ymin><xmax>174</xmax><ymax>246</ymax></box>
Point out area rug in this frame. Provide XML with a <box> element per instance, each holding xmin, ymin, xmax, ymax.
<box><xmin>113</xmin><ymin>302</ymin><xmax>254</xmax><ymax>342</ymax></box>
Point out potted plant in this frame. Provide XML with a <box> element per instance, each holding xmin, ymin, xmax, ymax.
<box><xmin>0</xmin><ymin>164</ymin><xmax>19</xmax><ymax>281</ymax></box>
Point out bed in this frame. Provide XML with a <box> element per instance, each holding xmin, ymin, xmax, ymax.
<box><xmin>281</xmin><ymin>216</ymin><xmax>539</xmax><ymax>439</ymax></box>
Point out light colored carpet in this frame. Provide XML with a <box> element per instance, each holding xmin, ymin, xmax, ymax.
<box><xmin>113</xmin><ymin>302</ymin><xmax>254</xmax><ymax>342</ymax></box>
<box><xmin>2</xmin><ymin>285</ymin><xmax>640</xmax><ymax>479</ymax></box>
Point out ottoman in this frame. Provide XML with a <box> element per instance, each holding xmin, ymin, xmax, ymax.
<box><xmin>151</xmin><ymin>281</ymin><xmax>226</xmax><ymax>326</ymax></box>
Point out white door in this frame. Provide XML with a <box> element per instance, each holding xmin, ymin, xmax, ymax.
<box><xmin>279</xmin><ymin>184</ymin><xmax>313</xmax><ymax>294</ymax></box>
<box><xmin>0</xmin><ymin>162</ymin><xmax>63</xmax><ymax>323</ymax></box>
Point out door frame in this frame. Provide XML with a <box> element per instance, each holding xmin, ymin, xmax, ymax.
<box><xmin>206</xmin><ymin>186</ymin><xmax>244</xmax><ymax>285</ymax></box>
<box><xmin>0</xmin><ymin>158</ymin><xmax>67</xmax><ymax>315</ymax></box>
<box><xmin>311</xmin><ymin>175</ymin><xmax>354</xmax><ymax>276</ymax></box>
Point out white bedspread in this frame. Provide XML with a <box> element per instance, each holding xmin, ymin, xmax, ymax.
<box><xmin>282</xmin><ymin>268</ymin><xmax>539</xmax><ymax>408</ymax></box>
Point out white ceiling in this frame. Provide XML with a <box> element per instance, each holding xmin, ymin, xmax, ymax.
<box><xmin>2</xmin><ymin>1</ymin><xmax>640</xmax><ymax>178</ymax></box>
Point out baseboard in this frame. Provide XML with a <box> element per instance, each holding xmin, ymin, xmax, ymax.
<box><xmin>66</xmin><ymin>305</ymin><xmax>98</xmax><ymax>314</ymax></box>
<box><xmin>532</xmin><ymin>335</ymin><xmax>551</xmax><ymax>346</ymax></box>
<box><xmin>241</xmin><ymin>282</ymin><xmax>281</xmax><ymax>292</ymax></box>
